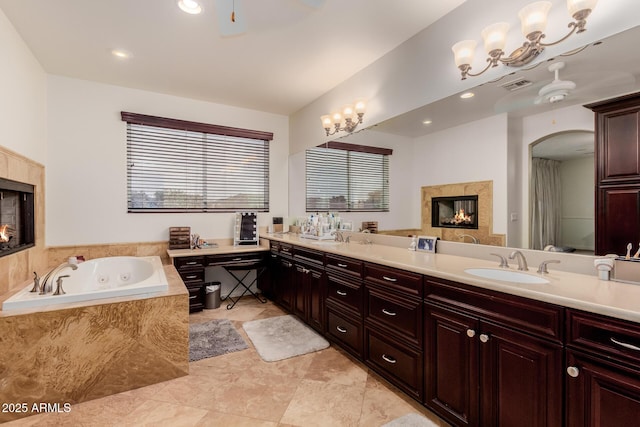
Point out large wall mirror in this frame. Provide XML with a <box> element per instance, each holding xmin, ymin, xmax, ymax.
<box><xmin>290</xmin><ymin>25</ymin><xmax>640</xmax><ymax>252</ymax></box>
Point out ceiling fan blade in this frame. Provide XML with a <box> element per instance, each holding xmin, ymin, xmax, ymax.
<box><xmin>299</xmin><ymin>0</ymin><xmax>325</xmax><ymax>8</ymax></box>
<box><xmin>214</xmin><ymin>0</ymin><xmax>248</xmax><ymax>37</ymax></box>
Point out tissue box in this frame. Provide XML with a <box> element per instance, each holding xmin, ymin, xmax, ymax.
<box><xmin>613</xmin><ymin>258</ymin><xmax>640</xmax><ymax>284</ymax></box>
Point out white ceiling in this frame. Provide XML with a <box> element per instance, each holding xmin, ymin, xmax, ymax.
<box><xmin>0</xmin><ymin>0</ymin><xmax>466</xmax><ymax>115</ymax></box>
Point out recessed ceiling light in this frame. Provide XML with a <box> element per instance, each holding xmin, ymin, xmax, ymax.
<box><xmin>460</xmin><ymin>92</ymin><xmax>475</xmax><ymax>99</ymax></box>
<box><xmin>178</xmin><ymin>0</ymin><xmax>203</xmax><ymax>14</ymax></box>
<box><xmin>111</xmin><ymin>49</ymin><xmax>132</xmax><ymax>59</ymax></box>
<box><xmin>422</xmin><ymin>120</ymin><xmax>432</xmax><ymax>125</ymax></box>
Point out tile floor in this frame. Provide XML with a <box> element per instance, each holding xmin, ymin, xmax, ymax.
<box><xmin>7</xmin><ymin>298</ymin><xmax>449</xmax><ymax>426</ymax></box>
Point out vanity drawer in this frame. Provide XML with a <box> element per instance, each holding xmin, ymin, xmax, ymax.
<box><xmin>205</xmin><ymin>252</ymin><xmax>264</xmax><ymax>266</ymax></box>
<box><xmin>567</xmin><ymin>309</ymin><xmax>640</xmax><ymax>366</ymax></box>
<box><xmin>188</xmin><ymin>286</ymin><xmax>204</xmax><ymax>312</ymax></box>
<box><xmin>279</xmin><ymin>243</ymin><xmax>293</xmax><ymax>257</ymax></box>
<box><xmin>364</xmin><ymin>263</ymin><xmax>423</xmax><ymax>298</ymax></box>
<box><xmin>293</xmin><ymin>246</ymin><xmax>324</xmax><ymax>265</ymax></box>
<box><xmin>327</xmin><ymin>307</ymin><xmax>363</xmax><ymax>358</ymax></box>
<box><xmin>174</xmin><ymin>256</ymin><xmax>205</xmax><ymax>271</ymax></box>
<box><xmin>365</xmin><ymin>284</ymin><xmax>422</xmax><ymax>348</ymax></box>
<box><xmin>365</xmin><ymin>328</ymin><xmax>423</xmax><ymax>399</ymax></box>
<box><xmin>179</xmin><ymin>269</ymin><xmax>205</xmax><ymax>285</ymax></box>
<box><xmin>425</xmin><ymin>277</ymin><xmax>563</xmax><ymax>343</ymax></box>
<box><xmin>326</xmin><ymin>273</ymin><xmax>362</xmax><ymax>314</ymax></box>
<box><xmin>326</xmin><ymin>254</ymin><xmax>363</xmax><ymax>278</ymax></box>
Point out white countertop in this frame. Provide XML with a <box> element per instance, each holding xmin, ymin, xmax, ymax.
<box><xmin>167</xmin><ymin>242</ymin><xmax>269</xmax><ymax>258</ymax></box>
<box><xmin>263</xmin><ymin>233</ymin><xmax>640</xmax><ymax>324</ymax></box>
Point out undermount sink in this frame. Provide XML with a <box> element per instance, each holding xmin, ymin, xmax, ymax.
<box><xmin>464</xmin><ymin>268</ymin><xmax>549</xmax><ymax>284</ymax></box>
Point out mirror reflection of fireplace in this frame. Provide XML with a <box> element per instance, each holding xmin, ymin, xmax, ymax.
<box><xmin>432</xmin><ymin>195</ymin><xmax>478</xmax><ymax>229</ymax></box>
<box><xmin>0</xmin><ymin>177</ymin><xmax>35</xmax><ymax>257</ymax></box>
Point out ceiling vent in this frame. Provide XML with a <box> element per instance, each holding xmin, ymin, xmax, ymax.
<box><xmin>500</xmin><ymin>78</ymin><xmax>533</xmax><ymax>91</ymax></box>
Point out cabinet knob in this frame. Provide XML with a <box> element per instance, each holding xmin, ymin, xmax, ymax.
<box><xmin>467</xmin><ymin>329</ymin><xmax>476</xmax><ymax>338</ymax></box>
<box><xmin>567</xmin><ymin>366</ymin><xmax>580</xmax><ymax>378</ymax></box>
<box><xmin>479</xmin><ymin>334</ymin><xmax>489</xmax><ymax>343</ymax></box>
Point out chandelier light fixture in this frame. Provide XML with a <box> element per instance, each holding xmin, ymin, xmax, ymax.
<box><xmin>451</xmin><ymin>0</ymin><xmax>598</xmax><ymax>80</ymax></box>
<box><xmin>320</xmin><ymin>100</ymin><xmax>367</xmax><ymax>136</ymax></box>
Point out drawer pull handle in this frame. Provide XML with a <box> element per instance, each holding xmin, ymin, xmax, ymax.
<box><xmin>271</xmin><ymin>254</ymin><xmax>277</xmax><ymax>258</ymax></box>
<box><xmin>189</xmin><ymin>295</ymin><xmax>197</xmax><ymax>300</ymax></box>
<box><xmin>479</xmin><ymin>334</ymin><xmax>489</xmax><ymax>343</ymax></box>
<box><xmin>336</xmin><ymin>326</ymin><xmax>347</xmax><ymax>334</ymax></box>
<box><xmin>382</xmin><ymin>309</ymin><xmax>397</xmax><ymax>316</ymax></box>
<box><xmin>233</xmin><ymin>257</ymin><xmax>242</xmax><ymax>261</ymax></box>
<box><xmin>337</xmin><ymin>263</ymin><xmax>348</xmax><ymax>268</ymax></box>
<box><xmin>336</xmin><ymin>290</ymin><xmax>347</xmax><ymax>296</ymax></box>
<box><xmin>467</xmin><ymin>329</ymin><xmax>476</xmax><ymax>338</ymax></box>
<box><xmin>282</xmin><ymin>261</ymin><xmax>292</xmax><ymax>268</ymax></box>
<box><xmin>186</xmin><ymin>261</ymin><xmax>197</xmax><ymax>265</ymax></box>
<box><xmin>185</xmin><ymin>275</ymin><xmax>197</xmax><ymax>279</ymax></box>
<box><xmin>382</xmin><ymin>276</ymin><xmax>397</xmax><ymax>282</ymax></box>
<box><xmin>610</xmin><ymin>337</ymin><xmax>640</xmax><ymax>352</ymax></box>
<box><xmin>382</xmin><ymin>354</ymin><xmax>397</xmax><ymax>364</ymax></box>
<box><xmin>567</xmin><ymin>366</ymin><xmax>580</xmax><ymax>378</ymax></box>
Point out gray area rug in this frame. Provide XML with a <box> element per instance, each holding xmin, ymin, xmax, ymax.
<box><xmin>242</xmin><ymin>314</ymin><xmax>330</xmax><ymax>362</ymax></box>
<box><xmin>382</xmin><ymin>413</ymin><xmax>440</xmax><ymax>427</ymax></box>
<box><xmin>189</xmin><ymin>318</ymin><xmax>248</xmax><ymax>362</ymax></box>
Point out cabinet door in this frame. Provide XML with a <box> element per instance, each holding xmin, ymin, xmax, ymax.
<box><xmin>597</xmin><ymin>186</ymin><xmax>640</xmax><ymax>255</ymax></box>
<box><xmin>566</xmin><ymin>350</ymin><xmax>640</xmax><ymax>427</ymax></box>
<box><xmin>293</xmin><ymin>264</ymin><xmax>308</xmax><ymax>320</ymax></box>
<box><xmin>424</xmin><ymin>303</ymin><xmax>479</xmax><ymax>427</ymax></box>
<box><xmin>480</xmin><ymin>322</ymin><xmax>563</xmax><ymax>427</ymax></box>
<box><xmin>598</xmin><ymin>109</ymin><xmax>640</xmax><ymax>184</ymax></box>
<box><xmin>307</xmin><ymin>266</ymin><xmax>325</xmax><ymax>333</ymax></box>
<box><xmin>278</xmin><ymin>258</ymin><xmax>294</xmax><ymax>311</ymax></box>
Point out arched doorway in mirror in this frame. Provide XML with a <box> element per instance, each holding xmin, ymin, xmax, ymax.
<box><xmin>529</xmin><ymin>130</ymin><xmax>595</xmax><ymax>255</ymax></box>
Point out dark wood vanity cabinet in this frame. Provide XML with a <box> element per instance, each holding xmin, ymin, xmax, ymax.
<box><xmin>364</xmin><ymin>263</ymin><xmax>424</xmax><ymax>400</ymax></box>
<box><xmin>325</xmin><ymin>254</ymin><xmax>364</xmax><ymax>358</ymax></box>
<box><xmin>173</xmin><ymin>255</ymin><xmax>206</xmax><ymax>312</ymax></box>
<box><xmin>424</xmin><ymin>277</ymin><xmax>563</xmax><ymax>427</ymax></box>
<box><xmin>293</xmin><ymin>246</ymin><xmax>326</xmax><ymax>334</ymax></box>
<box><xmin>270</xmin><ymin>242</ymin><xmax>295</xmax><ymax>311</ymax></box>
<box><xmin>565</xmin><ymin>309</ymin><xmax>640</xmax><ymax>427</ymax></box>
<box><xmin>587</xmin><ymin>92</ymin><xmax>640</xmax><ymax>255</ymax></box>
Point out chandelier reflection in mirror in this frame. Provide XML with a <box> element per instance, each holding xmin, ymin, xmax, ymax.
<box><xmin>451</xmin><ymin>0</ymin><xmax>598</xmax><ymax>80</ymax></box>
<box><xmin>320</xmin><ymin>100</ymin><xmax>366</xmax><ymax>136</ymax></box>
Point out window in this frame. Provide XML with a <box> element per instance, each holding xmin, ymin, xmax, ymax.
<box><xmin>306</xmin><ymin>141</ymin><xmax>391</xmax><ymax>212</ymax></box>
<box><xmin>121</xmin><ymin>112</ymin><xmax>273</xmax><ymax>213</ymax></box>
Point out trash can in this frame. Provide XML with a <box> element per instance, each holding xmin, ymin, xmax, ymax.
<box><xmin>205</xmin><ymin>282</ymin><xmax>221</xmax><ymax>309</ymax></box>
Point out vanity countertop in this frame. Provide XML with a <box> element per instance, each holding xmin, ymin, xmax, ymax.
<box><xmin>167</xmin><ymin>241</ymin><xmax>269</xmax><ymax>258</ymax></box>
<box><xmin>262</xmin><ymin>233</ymin><xmax>640</xmax><ymax>323</ymax></box>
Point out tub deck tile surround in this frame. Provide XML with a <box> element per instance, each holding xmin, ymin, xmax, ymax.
<box><xmin>0</xmin><ymin>265</ymin><xmax>189</xmax><ymax>424</ymax></box>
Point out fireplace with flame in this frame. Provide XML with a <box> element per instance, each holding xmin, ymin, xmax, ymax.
<box><xmin>432</xmin><ymin>195</ymin><xmax>478</xmax><ymax>229</ymax></box>
<box><xmin>0</xmin><ymin>177</ymin><xmax>35</xmax><ymax>257</ymax></box>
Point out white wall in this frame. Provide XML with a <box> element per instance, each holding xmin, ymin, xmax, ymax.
<box><xmin>560</xmin><ymin>156</ymin><xmax>595</xmax><ymax>250</ymax></box>
<box><xmin>412</xmin><ymin>114</ymin><xmax>509</xmax><ymax>235</ymax></box>
<box><xmin>289</xmin><ymin>0</ymin><xmax>640</xmax><ymax>154</ymax></box>
<box><xmin>288</xmin><ymin>129</ymin><xmax>416</xmax><ymax>231</ymax></box>
<box><xmin>0</xmin><ymin>8</ymin><xmax>46</xmax><ymax>163</ymax></box>
<box><xmin>46</xmin><ymin>76</ymin><xmax>289</xmax><ymax>246</ymax></box>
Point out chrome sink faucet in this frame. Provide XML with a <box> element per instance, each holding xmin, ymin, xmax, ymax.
<box><xmin>40</xmin><ymin>262</ymin><xmax>78</xmax><ymax>294</ymax></box>
<box><xmin>509</xmin><ymin>250</ymin><xmax>529</xmax><ymax>271</ymax></box>
<box><xmin>459</xmin><ymin>234</ymin><xmax>479</xmax><ymax>244</ymax></box>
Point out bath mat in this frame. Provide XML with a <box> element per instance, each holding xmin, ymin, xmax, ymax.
<box><xmin>189</xmin><ymin>319</ymin><xmax>248</xmax><ymax>362</ymax></box>
<box><xmin>382</xmin><ymin>413</ymin><xmax>440</xmax><ymax>427</ymax></box>
<box><xmin>242</xmin><ymin>315</ymin><xmax>329</xmax><ymax>362</ymax></box>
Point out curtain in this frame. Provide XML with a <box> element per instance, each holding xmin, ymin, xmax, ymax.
<box><xmin>531</xmin><ymin>158</ymin><xmax>562</xmax><ymax>250</ymax></box>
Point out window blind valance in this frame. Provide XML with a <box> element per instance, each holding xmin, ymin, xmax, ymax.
<box><xmin>122</xmin><ymin>112</ymin><xmax>271</xmax><ymax>213</ymax></box>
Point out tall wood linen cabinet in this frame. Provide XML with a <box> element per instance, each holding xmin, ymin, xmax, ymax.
<box><xmin>586</xmin><ymin>92</ymin><xmax>640</xmax><ymax>256</ymax></box>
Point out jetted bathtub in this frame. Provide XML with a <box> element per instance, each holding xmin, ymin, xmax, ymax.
<box><xmin>2</xmin><ymin>256</ymin><xmax>168</xmax><ymax>311</ymax></box>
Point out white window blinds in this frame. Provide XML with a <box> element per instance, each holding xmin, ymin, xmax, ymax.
<box><xmin>122</xmin><ymin>112</ymin><xmax>272</xmax><ymax>213</ymax></box>
<box><xmin>306</xmin><ymin>143</ymin><xmax>390</xmax><ymax>212</ymax></box>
